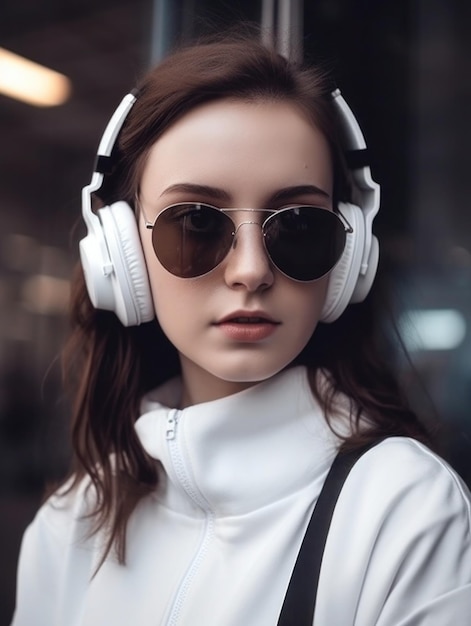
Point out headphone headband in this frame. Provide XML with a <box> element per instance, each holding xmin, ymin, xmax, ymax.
<box><xmin>82</xmin><ymin>88</ymin><xmax>379</xmax><ymax>256</ymax></box>
<box><xmin>82</xmin><ymin>91</ymin><xmax>137</xmax><ymax>225</ymax></box>
<box><xmin>331</xmin><ymin>89</ymin><xmax>380</xmax><ymax>275</ymax></box>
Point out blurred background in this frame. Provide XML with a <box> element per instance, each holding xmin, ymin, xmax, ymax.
<box><xmin>1</xmin><ymin>0</ymin><xmax>470</xmax><ymax>622</ymax></box>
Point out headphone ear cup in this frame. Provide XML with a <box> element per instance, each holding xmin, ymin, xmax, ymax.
<box><xmin>80</xmin><ymin>201</ymin><xmax>155</xmax><ymax>326</ymax></box>
<box><xmin>320</xmin><ymin>202</ymin><xmax>365</xmax><ymax>323</ymax></box>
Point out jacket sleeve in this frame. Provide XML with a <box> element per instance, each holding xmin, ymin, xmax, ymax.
<box><xmin>11</xmin><ymin>504</ymin><xmax>66</xmax><ymax>626</ymax></box>
<box><xmin>314</xmin><ymin>437</ymin><xmax>471</xmax><ymax>626</ymax></box>
<box><xmin>11</xmin><ymin>484</ymin><xmax>95</xmax><ymax>626</ymax></box>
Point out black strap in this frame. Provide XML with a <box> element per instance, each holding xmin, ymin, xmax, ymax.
<box><xmin>277</xmin><ymin>439</ymin><xmax>384</xmax><ymax>626</ymax></box>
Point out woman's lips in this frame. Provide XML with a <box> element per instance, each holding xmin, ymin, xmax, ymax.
<box><xmin>215</xmin><ymin>313</ymin><xmax>280</xmax><ymax>342</ymax></box>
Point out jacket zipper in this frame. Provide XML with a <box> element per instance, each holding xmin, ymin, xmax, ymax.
<box><xmin>166</xmin><ymin>409</ymin><xmax>178</xmax><ymax>440</ymax></box>
<box><xmin>165</xmin><ymin>409</ymin><xmax>215</xmax><ymax>626</ymax></box>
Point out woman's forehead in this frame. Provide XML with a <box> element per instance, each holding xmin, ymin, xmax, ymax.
<box><xmin>139</xmin><ymin>98</ymin><xmax>334</xmax><ymax>204</ymax></box>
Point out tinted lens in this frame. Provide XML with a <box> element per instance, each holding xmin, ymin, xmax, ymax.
<box><xmin>152</xmin><ymin>203</ymin><xmax>234</xmax><ymax>277</ymax></box>
<box><xmin>264</xmin><ymin>206</ymin><xmax>347</xmax><ymax>281</ymax></box>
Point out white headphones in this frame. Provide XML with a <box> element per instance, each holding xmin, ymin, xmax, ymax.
<box><xmin>80</xmin><ymin>88</ymin><xmax>380</xmax><ymax>326</ymax></box>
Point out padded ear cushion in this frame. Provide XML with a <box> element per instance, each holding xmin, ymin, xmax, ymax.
<box><xmin>97</xmin><ymin>201</ymin><xmax>155</xmax><ymax>326</ymax></box>
<box><xmin>351</xmin><ymin>234</ymin><xmax>379</xmax><ymax>303</ymax></box>
<box><xmin>320</xmin><ymin>202</ymin><xmax>365</xmax><ymax>323</ymax></box>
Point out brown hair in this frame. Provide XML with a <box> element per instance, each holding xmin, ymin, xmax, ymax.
<box><xmin>63</xmin><ymin>34</ymin><xmax>431</xmax><ymax>567</ymax></box>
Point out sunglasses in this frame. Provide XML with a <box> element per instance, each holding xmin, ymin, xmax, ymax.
<box><xmin>143</xmin><ymin>202</ymin><xmax>352</xmax><ymax>282</ymax></box>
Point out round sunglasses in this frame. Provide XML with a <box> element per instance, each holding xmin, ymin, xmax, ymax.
<box><xmin>143</xmin><ymin>202</ymin><xmax>352</xmax><ymax>282</ymax></box>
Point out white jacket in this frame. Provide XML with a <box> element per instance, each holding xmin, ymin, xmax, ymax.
<box><xmin>11</xmin><ymin>366</ymin><xmax>471</xmax><ymax>625</ymax></box>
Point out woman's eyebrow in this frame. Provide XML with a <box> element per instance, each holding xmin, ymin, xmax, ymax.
<box><xmin>160</xmin><ymin>183</ymin><xmax>231</xmax><ymax>202</ymax></box>
<box><xmin>270</xmin><ymin>185</ymin><xmax>331</xmax><ymax>203</ymax></box>
<box><xmin>158</xmin><ymin>182</ymin><xmax>330</xmax><ymax>205</ymax></box>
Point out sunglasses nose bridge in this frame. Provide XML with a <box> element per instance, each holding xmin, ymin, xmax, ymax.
<box><xmin>232</xmin><ymin>219</ymin><xmax>263</xmax><ymax>239</ymax></box>
<box><xmin>230</xmin><ymin>221</ymin><xmax>268</xmax><ymax>259</ymax></box>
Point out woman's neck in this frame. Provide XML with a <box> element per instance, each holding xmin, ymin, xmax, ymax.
<box><xmin>178</xmin><ymin>353</ymin><xmax>268</xmax><ymax>408</ymax></box>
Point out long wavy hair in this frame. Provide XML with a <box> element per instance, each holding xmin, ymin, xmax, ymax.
<box><xmin>62</xmin><ymin>34</ymin><xmax>431</xmax><ymax>567</ymax></box>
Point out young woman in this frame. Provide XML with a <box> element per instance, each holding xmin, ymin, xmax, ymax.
<box><xmin>12</xmin><ymin>36</ymin><xmax>471</xmax><ymax>625</ymax></box>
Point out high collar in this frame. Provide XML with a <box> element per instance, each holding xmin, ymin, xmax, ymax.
<box><xmin>135</xmin><ymin>366</ymin><xmax>343</xmax><ymax>517</ymax></box>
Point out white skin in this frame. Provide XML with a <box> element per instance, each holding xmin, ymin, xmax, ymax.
<box><xmin>138</xmin><ymin>98</ymin><xmax>334</xmax><ymax>408</ymax></box>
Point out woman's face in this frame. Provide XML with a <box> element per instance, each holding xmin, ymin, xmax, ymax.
<box><xmin>138</xmin><ymin>99</ymin><xmax>333</xmax><ymax>406</ymax></box>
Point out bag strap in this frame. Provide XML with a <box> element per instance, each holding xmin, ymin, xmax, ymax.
<box><xmin>277</xmin><ymin>439</ymin><xmax>385</xmax><ymax>626</ymax></box>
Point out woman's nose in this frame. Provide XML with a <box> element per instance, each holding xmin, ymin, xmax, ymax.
<box><xmin>223</xmin><ymin>222</ymin><xmax>274</xmax><ymax>292</ymax></box>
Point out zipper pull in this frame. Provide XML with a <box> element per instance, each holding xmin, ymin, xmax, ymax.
<box><xmin>166</xmin><ymin>410</ymin><xmax>179</xmax><ymax>440</ymax></box>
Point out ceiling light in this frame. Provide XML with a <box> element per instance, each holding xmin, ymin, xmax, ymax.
<box><xmin>0</xmin><ymin>47</ymin><xmax>71</xmax><ymax>107</ymax></box>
